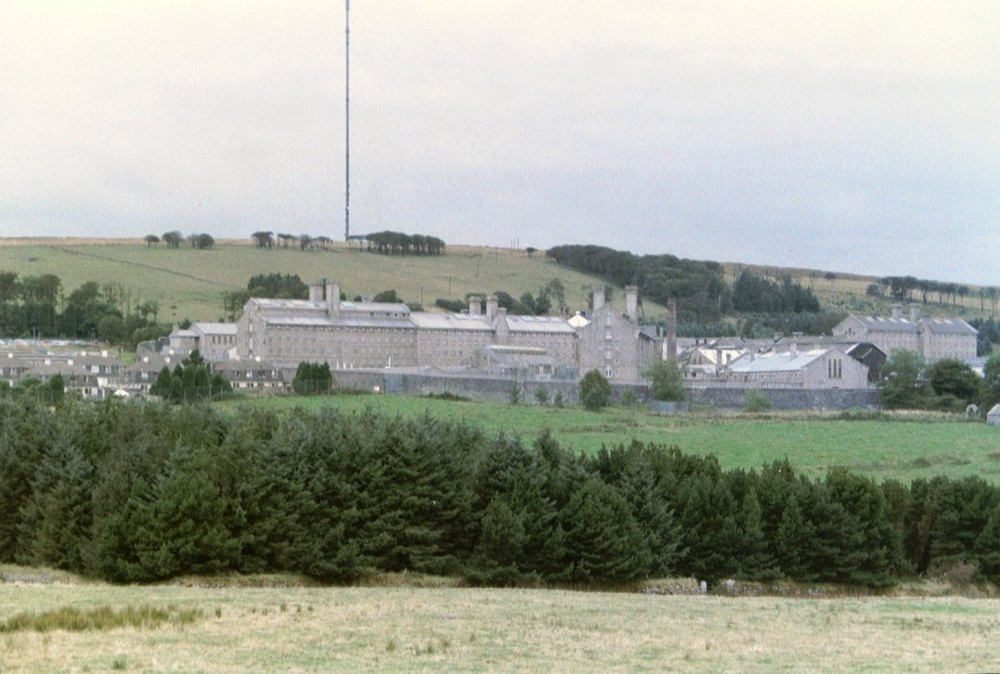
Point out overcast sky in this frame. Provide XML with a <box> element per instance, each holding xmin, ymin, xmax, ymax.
<box><xmin>2</xmin><ymin>1</ymin><xmax>998</xmax><ymax>284</ymax></box>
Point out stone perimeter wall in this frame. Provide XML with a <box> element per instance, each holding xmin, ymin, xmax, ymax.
<box><xmin>330</xmin><ymin>370</ymin><xmax>880</xmax><ymax>410</ymax></box>
<box><xmin>687</xmin><ymin>387</ymin><xmax>880</xmax><ymax>411</ymax></box>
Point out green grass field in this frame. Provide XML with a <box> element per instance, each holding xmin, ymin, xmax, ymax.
<box><xmin>0</xmin><ymin>239</ymin><xmax>630</xmax><ymax>324</ymax></box>
<box><xmin>1</xmin><ymin>239</ymin><xmax>988</xmax><ymax>328</ymax></box>
<box><xmin>221</xmin><ymin>395</ymin><xmax>1000</xmax><ymax>484</ymax></box>
<box><xmin>2</xmin><ymin>571</ymin><xmax>999</xmax><ymax>673</ymax></box>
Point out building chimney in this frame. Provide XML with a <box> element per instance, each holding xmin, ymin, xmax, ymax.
<box><xmin>326</xmin><ymin>281</ymin><xmax>341</xmax><ymax>319</ymax></box>
<box><xmin>592</xmin><ymin>286</ymin><xmax>605</xmax><ymax>311</ymax></box>
<box><xmin>790</xmin><ymin>341</ymin><xmax>798</xmax><ymax>358</ymax></box>
<box><xmin>309</xmin><ymin>284</ymin><xmax>322</xmax><ymax>303</ymax></box>
<box><xmin>909</xmin><ymin>304</ymin><xmax>920</xmax><ymax>324</ymax></box>
<box><xmin>625</xmin><ymin>285</ymin><xmax>638</xmax><ymax>322</ymax></box>
<box><xmin>469</xmin><ymin>296</ymin><xmax>481</xmax><ymax>315</ymax></box>
<box><xmin>486</xmin><ymin>295</ymin><xmax>499</xmax><ymax>322</ymax></box>
<box><xmin>890</xmin><ymin>304</ymin><xmax>903</xmax><ymax>320</ymax></box>
<box><xmin>666</xmin><ymin>299</ymin><xmax>678</xmax><ymax>363</ymax></box>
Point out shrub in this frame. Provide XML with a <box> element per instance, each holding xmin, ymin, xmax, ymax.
<box><xmin>743</xmin><ymin>390</ymin><xmax>772</xmax><ymax>413</ymax></box>
<box><xmin>580</xmin><ymin>370</ymin><xmax>611</xmax><ymax>411</ymax></box>
<box><xmin>648</xmin><ymin>361</ymin><xmax>686</xmax><ymax>402</ymax></box>
<box><xmin>533</xmin><ymin>386</ymin><xmax>549</xmax><ymax>406</ymax></box>
<box><xmin>292</xmin><ymin>362</ymin><xmax>334</xmax><ymax>395</ymax></box>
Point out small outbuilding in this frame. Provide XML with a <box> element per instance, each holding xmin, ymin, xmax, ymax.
<box><xmin>989</xmin><ymin>404</ymin><xmax>1000</xmax><ymax>427</ymax></box>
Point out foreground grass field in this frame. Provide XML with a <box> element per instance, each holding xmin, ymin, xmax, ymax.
<box><xmin>223</xmin><ymin>395</ymin><xmax>1000</xmax><ymax>484</ymax></box>
<box><xmin>2</xmin><ymin>571</ymin><xmax>999</xmax><ymax>673</ymax></box>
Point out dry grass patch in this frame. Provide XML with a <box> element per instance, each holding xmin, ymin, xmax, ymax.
<box><xmin>0</xmin><ymin>604</ymin><xmax>202</xmax><ymax>633</ymax></box>
<box><xmin>3</xmin><ymin>578</ymin><xmax>1000</xmax><ymax>672</ymax></box>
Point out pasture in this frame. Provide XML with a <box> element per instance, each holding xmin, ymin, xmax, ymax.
<box><xmin>0</xmin><ymin>239</ymin><xmax>626</xmax><ymax>324</ymax></box>
<box><xmin>225</xmin><ymin>395</ymin><xmax>1000</xmax><ymax>484</ymax></box>
<box><xmin>1</xmin><ymin>239</ymin><xmax>989</xmax><ymax>328</ymax></box>
<box><xmin>1</xmin><ymin>571</ymin><xmax>998</xmax><ymax>673</ymax></box>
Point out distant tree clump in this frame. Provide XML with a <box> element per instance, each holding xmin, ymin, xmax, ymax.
<box><xmin>373</xmin><ymin>289</ymin><xmax>401</xmax><ymax>304</ymax></box>
<box><xmin>546</xmin><ymin>244</ymin><xmax>730</xmax><ymax>323</ymax></box>
<box><xmin>292</xmin><ymin>362</ymin><xmax>334</xmax><ymax>395</ymax></box>
<box><xmin>732</xmin><ymin>271</ymin><xmax>820</xmax><ymax>314</ymax></box>
<box><xmin>251</xmin><ymin>231</ymin><xmax>274</xmax><ymax>249</ymax></box>
<box><xmin>246</xmin><ymin>273</ymin><xmax>309</xmax><ymax>300</ymax></box>
<box><xmin>364</xmin><ymin>231</ymin><xmax>445</xmax><ymax>256</ymax></box>
<box><xmin>188</xmin><ymin>233</ymin><xmax>215</xmax><ymax>250</ymax></box>
<box><xmin>434</xmin><ymin>298</ymin><xmax>467</xmax><ymax>313</ymax></box>
<box><xmin>149</xmin><ymin>350</ymin><xmax>231</xmax><ymax>403</ymax></box>
<box><xmin>162</xmin><ymin>231</ymin><xmax>184</xmax><ymax>249</ymax></box>
<box><xmin>580</xmin><ymin>370</ymin><xmax>612</xmax><ymax>411</ymax></box>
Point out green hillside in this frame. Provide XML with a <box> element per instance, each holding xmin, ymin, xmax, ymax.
<box><xmin>0</xmin><ymin>238</ymin><xmax>991</xmax><ymax>327</ymax></box>
<box><xmin>0</xmin><ymin>239</ymin><xmax>633</xmax><ymax>325</ymax></box>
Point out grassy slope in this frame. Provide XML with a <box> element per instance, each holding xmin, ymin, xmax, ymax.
<box><xmin>224</xmin><ymin>395</ymin><xmax>1000</xmax><ymax>484</ymax></box>
<box><xmin>0</xmin><ymin>239</ymin><xmax>989</xmax><ymax>326</ymax></box>
<box><xmin>1</xmin><ymin>576</ymin><xmax>998</xmax><ymax>673</ymax></box>
<box><xmin>0</xmin><ymin>240</ymin><xmax>643</xmax><ymax>324</ymax></box>
<box><xmin>720</xmin><ymin>261</ymin><xmax>989</xmax><ymax>320</ymax></box>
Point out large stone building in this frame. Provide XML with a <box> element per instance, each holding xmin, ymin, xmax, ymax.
<box><xmin>832</xmin><ymin>304</ymin><xmax>977</xmax><ymax>362</ymax></box>
<box><xmin>235</xmin><ymin>281</ymin><xmax>579</xmax><ymax>373</ymax></box>
<box><xmin>576</xmin><ymin>286</ymin><xmax>659</xmax><ymax>382</ymax></box>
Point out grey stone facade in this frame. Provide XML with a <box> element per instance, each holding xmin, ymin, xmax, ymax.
<box><xmin>237</xmin><ymin>281</ymin><xmax>580</xmax><ymax>375</ymax></box>
<box><xmin>576</xmin><ymin>285</ymin><xmax>657</xmax><ymax>382</ymax></box>
<box><xmin>832</xmin><ymin>305</ymin><xmax>977</xmax><ymax>362</ymax></box>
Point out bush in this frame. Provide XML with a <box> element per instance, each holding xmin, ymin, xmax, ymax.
<box><xmin>292</xmin><ymin>362</ymin><xmax>334</xmax><ymax>395</ymax></box>
<box><xmin>580</xmin><ymin>370</ymin><xmax>611</xmax><ymax>411</ymax></box>
<box><xmin>648</xmin><ymin>361</ymin><xmax>686</xmax><ymax>402</ymax></box>
<box><xmin>533</xmin><ymin>386</ymin><xmax>549</xmax><ymax>406</ymax></box>
<box><xmin>743</xmin><ymin>390</ymin><xmax>772</xmax><ymax>413</ymax></box>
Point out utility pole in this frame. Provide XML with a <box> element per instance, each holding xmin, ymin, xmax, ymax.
<box><xmin>344</xmin><ymin>0</ymin><xmax>351</xmax><ymax>241</ymax></box>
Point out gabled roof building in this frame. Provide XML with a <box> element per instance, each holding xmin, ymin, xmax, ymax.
<box><xmin>832</xmin><ymin>304</ymin><xmax>976</xmax><ymax>362</ymax></box>
<box><xmin>235</xmin><ymin>282</ymin><xmax>579</xmax><ymax>373</ymax></box>
<box><xmin>725</xmin><ymin>345</ymin><xmax>869</xmax><ymax>390</ymax></box>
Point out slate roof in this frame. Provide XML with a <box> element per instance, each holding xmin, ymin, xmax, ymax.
<box><xmin>193</xmin><ymin>322</ymin><xmax>238</xmax><ymax>336</ymax></box>
<box><xmin>924</xmin><ymin>318</ymin><xmax>978</xmax><ymax>336</ymax></box>
<box><xmin>852</xmin><ymin>315</ymin><xmax>976</xmax><ymax>336</ymax></box>
<box><xmin>504</xmin><ymin>315</ymin><xmax>577</xmax><ymax>334</ymax></box>
<box><xmin>410</xmin><ymin>313</ymin><xmax>493</xmax><ymax>331</ymax></box>
<box><xmin>729</xmin><ymin>348</ymin><xmax>835</xmax><ymax>373</ymax></box>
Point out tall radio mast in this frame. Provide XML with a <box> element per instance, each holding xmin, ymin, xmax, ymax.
<box><xmin>344</xmin><ymin>0</ymin><xmax>351</xmax><ymax>241</ymax></box>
